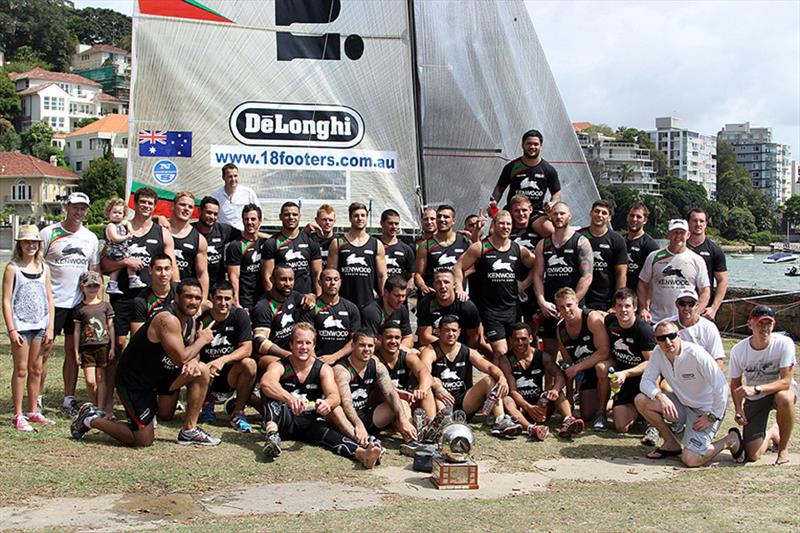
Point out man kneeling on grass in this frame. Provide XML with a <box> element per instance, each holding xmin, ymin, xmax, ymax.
<box><xmin>634</xmin><ymin>320</ymin><xmax>743</xmax><ymax>467</ymax></box>
<box><xmin>259</xmin><ymin>323</ymin><xmax>383</xmax><ymax>469</ymax></box>
<box><xmin>71</xmin><ymin>279</ymin><xmax>220</xmax><ymax>446</ymax></box>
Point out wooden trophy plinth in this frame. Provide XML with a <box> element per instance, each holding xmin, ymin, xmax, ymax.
<box><xmin>430</xmin><ymin>453</ymin><xmax>478</xmax><ymax>490</ymax></box>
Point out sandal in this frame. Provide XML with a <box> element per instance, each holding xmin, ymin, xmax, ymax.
<box><xmin>646</xmin><ymin>447</ymin><xmax>682</xmax><ymax>459</ymax></box>
<box><xmin>728</xmin><ymin>428</ymin><xmax>746</xmax><ymax>463</ymax></box>
<box><xmin>774</xmin><ymin>457</ymin><xmax>790</xmax><ymax>466</ymax></box>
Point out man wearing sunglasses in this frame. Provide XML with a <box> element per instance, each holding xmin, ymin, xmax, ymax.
<box><xmin>669</xmin><ymin>288</ymin><xmax>725</xmax><ymax>370</ymax></box>
<box><xmin>635</xmin><ymin>320</ymin><xmax>742</xmax><ymax>467</ymax></box>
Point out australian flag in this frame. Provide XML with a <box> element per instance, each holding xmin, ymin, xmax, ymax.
<box><xmin>138</xmin><ymin>130</ymin><xmax>193</xmax><ymax>157</ymax></box>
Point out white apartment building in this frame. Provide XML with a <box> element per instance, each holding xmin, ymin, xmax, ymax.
<box><xmin>648</xmin><ymin>117</ymin><xmax>717</xmax><ymax>198</ymax></box>
<box><xmin>718</xmin><ymin>122</ymin><xmax>793</xmax><ymax>205</ymax></box>
<box><xmin>577</xmin><ymin>130</ymin><xmax>660</xmax><ymax>195</ymax></box>
<box><xmin>64</xmin><ymin>114</ymin><xmax>128</xmax><ymax>176</ymax></box>
<box><xmin>72</xmin><ymin>44</ymin><xmax>131</xmax><ymax>73</ymax></box>
<box><xmin>12</xmin><ymin>68</ymin><xmax>125</xmax><ymax>133</ymax></box>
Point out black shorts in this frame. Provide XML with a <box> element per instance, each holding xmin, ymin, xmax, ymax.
<box><xmin>209</xmin><ymin>365</ymin><xmax>234</xmax><ymax>393</ymax></box>
<box><xmin>519</xmin><ymin>393</ymin><xmax>556</xmax><ymax>421</ymax></box>
<box><xmin>576</xmin><ymin>365</ymin><xmax>598</xmax><ymax>392</ymax></box>
<box><xmin>110</xmin><ymin>295</ymin><xmax>136</xmax><ymax>337</ymax></box>
<box><xmin>612</xmin><ymin>376</ymin><xmax>641</xmax><ymax>407</ymax></box>
<box><xmin>482</xmin><ymin>315</ymin><xmax>516</xmax><ymax>343</ymax></box>
<box><xmin>117</xmin><ymin>384</ymin><xmax>157</xmax><ymax>431</ymax></box>
<box><xmin>451</xmin><ymin>389</ymin><xmax>468</xmax><ymax>414</ymax></box>
<box><xmin>357</xmin><ymin>410</ymin><xmax>386</xmax><ymax>435</ymax></box>
<box><xmin>155</xmin><ymin>368</ymin><xmax>182</xmax><ymax>395</ymax></box>
<box><xmin>53</xmin><ymin>306</ymin><xmax>76</xmax><ymax>337</ymax></box>
<box><xmin>742</xmin><ymin>394</ymin><xmax>789</xmax><ymax>443</ymax></box>
<box><xmin>535</xmin><ymin>314</ymin><xmax>559</xmax><ymax>340</ymax></box>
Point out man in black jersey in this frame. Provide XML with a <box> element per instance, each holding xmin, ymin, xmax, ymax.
<box><xmin>498</xmin><ymin>323</ymin><xmax>584</xmax><ymax>440</ymax></box>
<box><xmin>580</xmin><ymin>200</ymin><xmax>628</xmax><ymax>311</ymax></box>
<box><xmin>508</xmin><ymin>195</ymin><xmax>542</xmax><ymax>320</ymax></box>
<box><xmin>332</xmin><ymin>331</ymin><xmax>417</xmax><ymax>444</ymax></box>
<box><xmin>169</xmin><ymin>192</ymin><xmax>210</xmax><ymax>303</ymax></box>
<box><xmin>260</xmin><ymin>323</ymin><xmax>383</xmax><ymax>468</ymax></box>
<box><xmin>130</xmin><ymin>254</ymin><xmax>176</xmax><ymax>335</ymax></box>
<box><xmin>197</xmin><ymin>281</ymin><xmax>256</xmax><ymax>433</ymax></box>
<box><xmin>361</xmin><ymin>275</ymin><xmax>413</xmax><ymax>348</ymax></box>
<box><xmin>624</xmin><ymin>202</ymin><xmax>659</xmax><ymax>292</ymax></box>
<box><xmin>415</xmin><ymin>207</ymin><xmax>438</xmax><ymax>253</ymax></box>
<box><xmin>327</xmin><ymin>202</ymin><xmax>388</xmax><ymax>308</ymax></box>
<box><xmin>455</xmin><ymin>210</ymin><xmax>536</xmax><ymax>362</ymax></box>
<box><xmin>377</xmin><ymin>323</ymin><xmax>436</xmax><ymax>418</ymax></box>
<box><xmin>492</xmin><ymin>129</ymin><xmax>561</xmax><ymax>238</ymax></box>
<box><xmin>533</xmin><ymin>201</ymin><xmax>594</xmax><ymax>357</ymax></box>
<box><xmin>416</xmin><ymin>270</ymin><xmax>482</xmax><ymax>348</ymax></box>
<box><xmin>379</xmin><ymin>209</ymin><xmax>416</xmax><ymax>284</ymax></box>
<box><xmin>687</xmin><ymin>208</ymin><xmax>728</xmax><ymax>320</ymax></box>
<box><xmin>193</xmin><ymin>196</ymin><xmax>241</xmax><ymax>286</ymax></box>
<box><xmin>225</xmin><ymin>204</ymin><xmax>266</xmax><ymax>310</ymax></box>
<box><xmin>419</xmin><ymin>316</ymin><xmax>521</xmax><ymax>437</ymax></box>
<box><xmin>313</xmin><ymin>268</ymin><xmax>361</xmax><ymax>364</ymax></box>
<box><xmin>262</xmin><ymin>201</ymin><xmax>322</xmax><ymax>297</ymax></box>
<box><xmin>554</xmin><ymin>287</ymin><xmax>611</xmax><ymax>429</ymax></box>
<box><xmin>303</xmin><ymin>204</ymin><xmax>337</xmax><ymax>268</ymax></box>
<box><xmin>603</xmin><ymin>288</ymin><xmax>655</xmax><ymax>433</ymax></box>
<box><xmin>414</xmin><ymin>204</ymin><xmax>472</xmax><ymax>295</ymax></box>
<box><xmin>70</xmin><ymin>279</ymin><xmax>219</xmax><ymax>447</ymax></box>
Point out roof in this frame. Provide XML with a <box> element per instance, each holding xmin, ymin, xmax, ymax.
<box><xmin>0</xmin><ymin>152</ymin><xmax>82</xmax><ymax>180</ymax></box>
<box><xmin>572</xmin><ymin>122</ymin><xmax>594</xmax><ymax>132</ymax></box>
<box><xmin>67</xmin><ymin>114</ymin><xmax>128</xmax><ymax>137</ymax></box>
<box><xmin>12</xmin><ymin>68</ymin><xmax>102</xmax><ymax>88</ymax></box>
<box><xmin>94</xmin><ymin>92</ymin><xmax>121</xmax><ymax>103</ymax></box>
<box><xmin>16</xmin><ymin>82</ymin><xmax>59</xmax><ymax>95</ymax></box>
<box><xmin>85</xmin><ymin>44</ymin><xmax>130</xmax><ymax>56</ymax></box>
<box><xmin>53</xmin><ymin>133</ymin><xmax>67</xmax><ymax>139</ymax></box>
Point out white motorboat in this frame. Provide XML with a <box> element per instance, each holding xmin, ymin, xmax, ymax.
<box><xmin>763</xmin><ymin>252</ymin><xmax>798</xmax><ymax>264</ymax></box>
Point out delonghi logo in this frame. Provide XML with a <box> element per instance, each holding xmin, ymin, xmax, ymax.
<box><xmin>230</xmin><ymin>102</ymin><xmax>364</xmax><ymax>148</ymax></box>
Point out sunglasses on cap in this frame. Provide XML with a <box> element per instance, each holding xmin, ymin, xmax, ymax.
<box><xmin>655</xmin><ymin>332</ymin><xmax>679</xmax><ymax>342</ymax></box>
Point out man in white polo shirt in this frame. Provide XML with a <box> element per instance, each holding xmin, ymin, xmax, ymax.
<box><xmin>40</xmin><ymin>192</ymin><xmax>100</xmax><ymax>417</ymax></box>
<box><xmin>730</xmin><ymin>305</ymin><xmax>797</xmax><ymax>465</ymax></box>
<box><xmin>211</xmin><ymin>163</ymin><xmax>260</xmax><ymax>231</ymax></box>
<box><xmin>668</xmin><ymin>287</ymin><xmax>725</xmax><ymax>369</ymax></box>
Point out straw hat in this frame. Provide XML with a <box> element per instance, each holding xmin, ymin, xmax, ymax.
<box><xmin>16</xmin><ymin>225</ymin><xmax>42</xmax><ymax>241</ymax></box>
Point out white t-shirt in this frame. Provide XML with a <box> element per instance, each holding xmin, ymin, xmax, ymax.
<box><xmin>639</xmin><ymin>248</ymin><xmax>709</xmax><ymax>323</ymax></box>
<box><xmin>211</xmin><ymin>185</ymin><xmax>260</xmax><ymax>231</ymax></box>
<box><xmin>669</xmin><ymin>314</ymin><xmax>725</xmax><ymax>361</ymax></box>
<box><xmin>40</xmin><ymin>223</ymin><xmax>100</xmax><ymax>308</ymax></box>
<box><xmin>640</xmin><ymin>340</ymin><xmax>728</xmax><ymax>419</ymax></box>
<box><xmin>729</xmin><ymin>334</ymin><xmax>797</xmax><ymax>401</ymax></box>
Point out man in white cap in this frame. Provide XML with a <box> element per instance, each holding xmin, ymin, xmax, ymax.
<box><xmin>730</xmin><ymin>305</ymin><xmax>797</xmax><ymax>465</ymax></box>
<box><xmin>40</xmin><ymin>192</ymin><xmax>100</xmax><ymax>417</ymax></box>
<box><xmin>637</xmin><ymin>219</ymin><xmax>710</xmax><ymax>324</ymax></box>
<box><xmin>668</xmin><ymin>287</ymin><xmax>725</xmax><ymax>369</ymax></box>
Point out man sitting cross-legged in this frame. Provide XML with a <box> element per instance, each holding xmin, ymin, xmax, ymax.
<box><xmin>376</xmin><ymin>322</ymin><xmax>436</xmax><ymax>420</ymax></box>
<box><xmin>260</xmin><ymin>323</ymin><xmax>382</xmax><ymax>468</ymax></box>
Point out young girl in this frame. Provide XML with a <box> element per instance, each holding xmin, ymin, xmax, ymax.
<box><xmin>73</xmin><ymin>271</ymin><xmax>115</xmax><ymax>413</ymax></box>
<box><xmin>104</xmin><ymin>197</ymin><xmax>145</xmax><ymax>294</ymax></box>
<box><xmin>2</xmin><ymin>224</ymin><xmax>55</xmax><ymax>431</ymax></box>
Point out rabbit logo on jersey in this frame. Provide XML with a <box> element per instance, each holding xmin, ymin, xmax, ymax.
<box><xmin>342</xmin><ymin>253</ymin><xmax>371</xmax><ymax>276</ymax></box>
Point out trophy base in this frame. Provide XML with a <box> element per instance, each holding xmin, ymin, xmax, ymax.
<box><xmin>430</xmin><ymin>454</ymin><xmax>478</xmax><ymax>490</ymax></box>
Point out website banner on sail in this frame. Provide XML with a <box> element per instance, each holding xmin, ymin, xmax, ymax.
<box><xmin>130</xmin><ymin>0</ymin><xmax>421</xmax><ymax>225</ymax></box>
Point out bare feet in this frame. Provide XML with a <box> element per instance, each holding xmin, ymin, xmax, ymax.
<box><xmin>356</xmin><ymin>442</ymin><xmax>383</xmax><ymax>469</ymax></box>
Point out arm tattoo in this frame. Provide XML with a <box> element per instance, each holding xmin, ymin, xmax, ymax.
<box><xmin>376</xmin><ymin>363</ymin><xmax>404</xmax><ymax>416</ymax></box>
<box><xmin>335</xmin><ymin>368</ymin><xmax>361</xmax><ymax>425</ymax></box>
<box><xmin>577</xmin><ymin>238</ymin><xmax>593</xmax><ymax>277</ymax></box>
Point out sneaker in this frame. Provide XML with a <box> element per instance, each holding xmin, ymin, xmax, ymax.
<box><xmin>60</xmin><ymin>398</ymin><xmax>79</xmax><ymax>418</ymax></box>
<box><xmin>70</xmin><ymin>402</ymin><xmax>98</xmax><ymax>440</ymax></box>
<box><xmin>422</xmin><ymin>406</ymin><xmax>452</xmax><ymax>443</ymax></box>
<box><xmin>491</xmin><ymin>415</ymin><xmax>522</xmax><ymax>437</ymax></box>
<box><xmin>399</xmin><ymin>440</ymin><xmax>436</xmax><ymax>457</ymax></box>
<box><xmin>527</xmin><ymin>423</ymin><xmax>549</xmax><ymax>441</ymax></box>
<box><xmin>558</xmin><ymin>416</ymin><xmax>585</xmax><ymax>438</ymax></box>
<box><xmin>413</xmin><ymin>408</ymin><xmax>429</xmax><ymax>433</ymax></box>
<box><xmin>230</xmin><ymin>411</ymin><xmax>253</xmax><ymax>433</ymax></box>
<box><xmin>175</xmin><ymin>400</ymin><xmax>185</xmax><ymax>412</ymax></box>
<box><xmin>13</xmin><ymin>414</ymin><xmax>34</xmax><ymax>432</ymax></box>
<box><xmin>592</xmin><ymin>413</ymin><xmax>608</xmax><ymax>432</ymax></box>
<box><xmin>128</xmin><ymin>275</ymin><xmax>147</xmax><ymax>289</ymax></box>
<box><xmin>200</xmin><ymin>402</ymin><xmax>216</xmax><ymax>423</ymax></box>
<box><xmin>641</xmin><ymin>425</ymin><xmax>660</xmax><ymax>447</ymax></box>
<box><xmin>177</xmin><ymin>426</ymin><xmax>221</xmax><ymax>446</ymax></box>
<box><xmin>263</xmin><ymin>431</ymin><xmax>282</xmax><ymax>457</ymax></box>
<box><xmin>26</xmin><ymin>412</ymin><xmax>55</xmax><ymax>425</ymax></box>
<box><xmin>224</xmin><ymin>393</ymin><xmax>238</xmax><ymax>417</ymax></box>
<box><xmin>106</xmin><ymin>280</ymin><xmax>123</xmax><ymax>294</ymax></box>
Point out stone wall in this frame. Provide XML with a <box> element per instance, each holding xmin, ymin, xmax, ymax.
<box><xmin>715</xmin><ymin>287</ymin><xmax>800</xmax><ymax>339</ymax></box>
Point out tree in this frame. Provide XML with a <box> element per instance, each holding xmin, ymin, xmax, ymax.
<box><xmin>0</xmin><ymin>117</ymin><xmax>21</xmax><ymax>151</ymax></box>
<box><xmin>705</xmin><ymin>200</ymin><xmax>729</xmax><ymax>230</ymax></box>
<box><xmin>19</xmin><ymin>120</ymin><xmax>66</xmax><ymax>166</ymax></box>
<box><xmin>78</xmin><ymin>147</ymin><xmax>124</xmax><ymax>205</ymax></box>
<box><xmin>69</xmin><ymin>7</ymin><xmax>132</xmax><ymax>49</ymax></box>
<box><xmin>658</xmin><ymin>176</ymin><xmax>708</xmax><ymax>217</ymax></box>
<box><xmin>616</xmin><ymin>126</ymin><xmax>639</xmax><ymax>143</ymax></box>
<box><xmin>0</xmin><ymin>0</ymin><xmax>76</xmax><ymax>72</ymax></box>
<box><xmin>783</xmin><ymin>195</ymin><xmax>800</xmax><ymax>232</ymax></box>
<box><xmin>618</xmin><ymin>163</ymin><xmax>634</xmax><ymax>184</ymax></box>
<box><xmin>584</xmin><ymin>123</ymin><xmax>615</xmax><ymax>137</ymax></box>
<box><xmin>716</xmin><ymin>140</ymin><xmax>739</xmax><ymax>178</ymax></box>
<box><xmin>642</xmin><ymin>194</ymin><xmax>680</xmax><ymax>237</ymax></box>
<box><xmin>77</xmin><ymin>117</ymin><xmax>99</xmax><ymax>129</ymax></box>
<box><xmin>0</xmin><ymin>68</ymin><xmax>22</xmax><ymax>118</ymax></box>
<box><xmin>723</xmin><ymin>207</ymin><xmax>757</xmax><ymax>241</ymax></box>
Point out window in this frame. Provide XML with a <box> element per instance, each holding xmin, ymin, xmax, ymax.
<box><xmin>75</xmin><ymin>161</ymin><xmax>83</xmax><ymax>172</ymax></box>
<box><xmin>76</xmin><ymin>141</ymin><xmax>83</xmax><ymax>149</ymax></box>
<box><xmin>12</xmin><ymin>181</ymin><xmax>32</xmax><ymax>201</ymax></box>
<box><xmin>121</xmin><ymin>137</ymin><xmax>128</xmax><ymax>147</ymax></box>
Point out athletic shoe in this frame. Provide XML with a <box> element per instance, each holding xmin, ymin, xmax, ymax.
<box><xmin>211</xmin><ymin>392</ymin><xmax>229</xmax><ymax>404</ymax></box>
<box><xmin>106</xmin><ymin>280</ymin><xmax>123</xmax><ymax>294</ymax></box>
<box><xmin>413</xmin><ymin>408</ymin><xmax>429</xmax><ymax>433</ymax></box>
<box><xmin>26</xmin><ymin>412</ymin><xmax>54</xmax><ymax>425</ymax></box>
<box><xmin>422</xmin><ymin>406</ymin><xmax>452</xmax><ymax>443</ymax></box>
<box><xmin>177</xmin><ymin>427</ymin><xmax>221</xmax><ymax>446</ymax></box>
<box><xmin>400</xmin><ymin>441</ymin><xmax>436</xmax><ymax>457</ymax></box>
<box><xmin>200</xmin><ymin>402</ymin><xmax>216</xmax><ymax>423</ymax></box>
<box><xmin>230</xmin><ymin>411</ymin><xmax>253</xmax><ymax>433</ymax></box>
<box><xmin>13</xmin><ymin>414</ymin><xmax>33</xmax><ymax>432</ymax></box>
<box><xmin>641</xmin><ymin>425</ymin><xmax>660</xmax><ymax>447</ymax></box>
<box><xmin>70</xmin><ymin>402</ymin><xmax>98</xmax><ymax>440</ymax></box>
<box><xmin>175</xmin><ymin>401</ymin><xmax>185</xmax><ymax>412</ymax></box>
<box><xmin>263</xmin><ymin>431</ymin><xmax>282</xmax><ymax>457</ymax></box>
<box><xmin>128</xmin><ymin>275</ymin><xmax>147</xmax><ymax>289</ymax></box>
<box><xmin>592</xmin><ymin>413</ymin><xmax>608</xmax><ymax>432</ymax></box>
<box><xmin>558</xmin><ymin>416</ymin><xmax>585</xmax><ymax>438</ymax></box>
<box><xmin>527</xmin><ymin>423</ymin><xmax>549</xmax><ymax>441</ymax></box>
<box><xmin>60</xmin><ymin>398</ymin><xmax>79</xmax><ymax>418</ymax></box>
<box><xmin>491</xmin><ymin>415</ymin><xmax>522</xmax><ymax>437</ymax></box>
<box><xmin>224</xmin><ymin>394</ymin><xmax>238</xmax><ymax>417</ymax></box>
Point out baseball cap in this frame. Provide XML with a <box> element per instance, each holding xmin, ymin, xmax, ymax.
<box><xmin>749</xmin><ymin>305</ymin><xmax>775</xmax><ymax>322</ymax></box>
<box><xmin>66</xmin><ymin>192</ymin><xmax>90</xmax><ymax>205</ymax></box>
<box><xmin>668</xmin><ymin>219</ymin><xmax>689</xmax><ymax>232</ymax></box>
<box><xmin>675</xmin><ymin>287</ymin><xmax>698</xmax><ymax>303</ymax></box>
<box><xmin>79</xmin><ymin>271</ymin><xmax>103</xmax><ymax>287</ymax></box>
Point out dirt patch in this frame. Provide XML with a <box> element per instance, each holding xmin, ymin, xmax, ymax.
<box><xmin>113</xmin><ymin>493</ymin><xmax>202</xmax><ymax>519</ymax></box>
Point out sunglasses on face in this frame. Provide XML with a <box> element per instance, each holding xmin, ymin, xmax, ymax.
<box><xmin>677</xmin><ymin>300</ymin><xmax>696</xmax><ymax>308</ymax></box>
<box><xmin>656</xmin><ymin>332</ymin><xmax>679</xmax><ymax>342</ymax></box>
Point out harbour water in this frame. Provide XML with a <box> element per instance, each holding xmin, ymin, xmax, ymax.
<box><xmin>727</xmin><ymin>253</ymin><xmax>800</xmax><ymax>292</ymax></box>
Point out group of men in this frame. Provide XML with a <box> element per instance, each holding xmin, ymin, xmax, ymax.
<box><xmin>42</xmin><ymin>131</ymin><xmax>795</xmax><ymax>469</ymax></box>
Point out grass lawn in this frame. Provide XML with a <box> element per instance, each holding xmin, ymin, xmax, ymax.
<box><xmin>1</xmin><ymin>336</ymin><xmax>798</xmax><ymax>531</ymax></box>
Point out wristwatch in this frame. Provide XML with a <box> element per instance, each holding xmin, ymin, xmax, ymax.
<box><xmin>706</xmin><ymin>412</ymin><xmax>718</xmax><ymax>423</ymax></box>
<box><xmin>754</xmin><ymin>385</ymin><xmax>763</xmax><ymax>395</ymax></box>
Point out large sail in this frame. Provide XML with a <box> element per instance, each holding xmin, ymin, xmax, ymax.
<box><xmin>414</xmin><ymin>0</ymin><xmax>598</xmax><ymax>227</ymax></box>
<box><xmin>129</xmin><ymin>0</ymin><xmax>421</xmax><ymax>226</ymax></box>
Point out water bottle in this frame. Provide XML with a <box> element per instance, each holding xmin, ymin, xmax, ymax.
<box><xmin>608</xmin><ymin>366</ymin><xmax>621</xmax><ymax>395</ymax></box>
<box><xmin>304</xmin><ymin>400</ymin><xmax>318</xmax><ymax>413</ymax></box>
<box><xmin>535</xmin><ymin>395</ymin><xmax>549</xmax><ymax>423</ymax></box>
<box><xmin>481</xmin><ymin>383</ymin><xmax>500</xmax><ymax>416</ymax></box>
